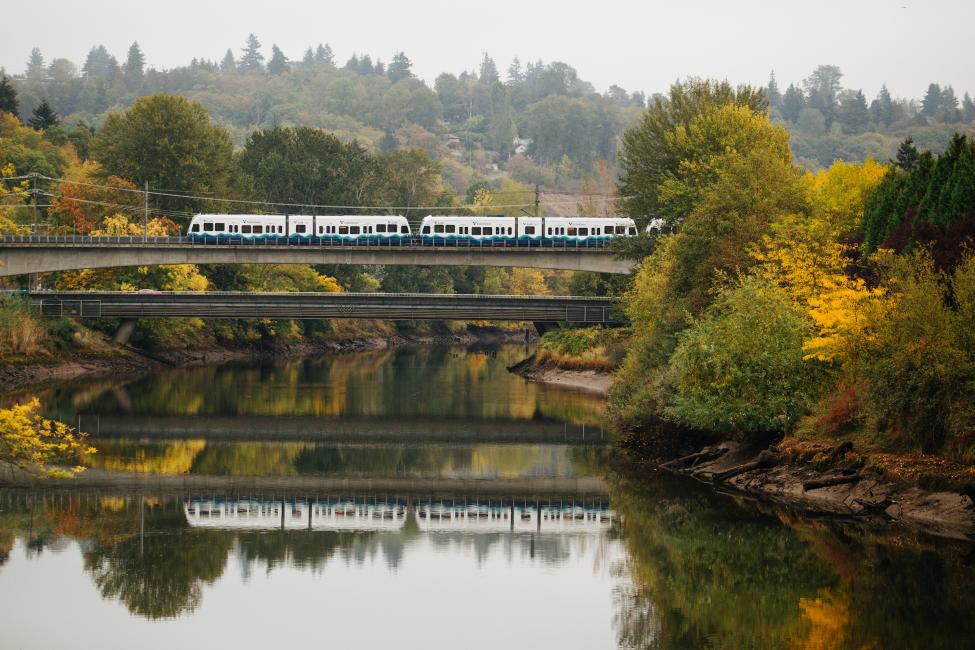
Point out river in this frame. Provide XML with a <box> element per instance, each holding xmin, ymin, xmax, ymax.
<box><xmin>1</xmin><ymin>345</ymin><xmax>973</xmax><ymax>649</ymax></box>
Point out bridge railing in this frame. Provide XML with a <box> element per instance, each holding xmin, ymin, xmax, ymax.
<box><xmin>0</xmin><ymin>234</ymin><xmax>616</xmax><ymax>249</ymax></box>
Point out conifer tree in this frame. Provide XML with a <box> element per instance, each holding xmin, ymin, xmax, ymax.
<box><xmin>123</xmin><ymin>42</ymin><xmax>145</xmax><ymax>87</ymax></box>
<box><xmin>27</xmin><ymin>98</ymin><xmax>60</xmax><ymax>130</ymax></box>
<box><xmin>871</xmin><ymin>84</ymin><xmax>895</xmax><ymax>127</ymax></box>
<box><xmin>895</xmin><ymin>137</ymin><xmax>919</xmax><ymax>171</ymax></box>
<box><xmin>315</xmin><ymin>43</ymin><xmax>334</xmax><ymax>66</ymax></box>
<box><xmin>302</xmin><ymin>47</ymin><xmax>314</xmax><ymax>66</ymax></box>
<box><xmin>507</xmin><ymin>57</ymin><xmax>523</xmax><ymax>84</ymax></box>
<box><xmin>479</xmin><ymin>53</ymin><xmax>499</xmax><ymax>84</ymax></box>
<box><xmin>921</xmin><ymin>83</ymin><xmax>943</xmax><ymax>117</ymax></box>
<box><xmin>766</xmin><ymin>70</ymin><xmax>781</xmax><ymax>109</ymax></box>
<box><xmin>267</xmin><ymin>45</ymin><xmax>289</xmax><ymax>75</ymax></box>
<box><xmin>963</xmin><ymin>93</ymin><xmax>975</xmax><ymax>123</ymax></box>
<box><xmin>25</xmin><ymin>47</ymin><xmax>45</xmax><ymax>80</ymax></box>
<box><xmin>0</xmin><ymin>73</ymin><xmax>18</xmax><ymax>116</ymax></box>
<box><xmin>839</xmin><ymin>89</ymin><xmax>869</xmax><ymax>134</ymax></box>
<box><xmin>239</xmin><ymin>34</ymin><xmax>264</xmax><ymax>72</ymax></box>
<box><xmin>387</xmin><ymin>52</ymin><xmax>413</xmax><ymax>83</ymax></box>
<box><xmin>220</xmin><ymin>49</ymin><xmax>236</xmax><ymax>73</ymax></box>
<box><xmin>781</xmin><ymin>84</ymin><xmax>805</xmax><ymax>122</ymax></box>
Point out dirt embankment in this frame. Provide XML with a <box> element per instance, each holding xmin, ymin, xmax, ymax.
<box><xmin>660</xmin><ymin>439</ymin><xmax>975</xmax><ymax>540</ymax></box>
<box><xmin>507</xmin><ymin>354</ymin><xmax>614</xmax><ymax>395</ymax></box>
<box><xmin>1</xmin><ymin>327</ymin><xmax>530</xmax><ymax>394</ymax></box>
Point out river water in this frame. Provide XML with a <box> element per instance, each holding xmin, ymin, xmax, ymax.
<box><xmin>1</xmin><ymin>345</ymin><xmax>974</xmax><ymax>649</ymax></box>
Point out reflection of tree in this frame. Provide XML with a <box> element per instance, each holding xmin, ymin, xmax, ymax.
<box><xmin>83</xmin><ymin>508</ymin><xmax>231</xmax><ymax>619</ymax></box>
<box><xmin>86</xmin><ymin>439</ymin><xmax>206</xmax><ymax>474</ymax></box>
<box><xmin>609</xmin><ymin>472</ymin><xmax>835</xmax><ymax>648</ymax></box>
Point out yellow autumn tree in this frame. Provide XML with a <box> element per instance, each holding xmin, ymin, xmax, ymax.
<box><xmin>0</xmin><ymin>162</ymin><xmax>29</xmax><ymax>235</ymax></box>
<box><xmin>751</xmin><ymin>160</ymin><xmax>889</xmax><ymax>362</ymax></box>
<box><xmin>0</xmin><ymin>398</ymin><xmax>96</xmax><ymax>479</ymax></box>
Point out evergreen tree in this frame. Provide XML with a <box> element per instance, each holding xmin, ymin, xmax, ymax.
<box><xmin>239</xmin><ymin>34</ymin><xmax>264</xmax><ymax>72</ymax></box>
<box><xmin>895</xmin><ymin>137</ymin><xmax>919</xmax><ymax>171</ymax></box>
<box><xmin>26</xmin><ymin>47</ymin><xmax>45</xmax><ymax>81</ymax></box>
<box><xmin>220</xmin><ymin>49</ymin><xmax>236</xmax><ymax>73</ymax></box>
<box><xmin>631</xmin><ymin>91</ymin><xmax>646</xmax><ymax>108</ymax></box>
<box><xmin>766</xmin><ymin>70</ymin><xmax>781</xmax><ymax>109</ymax></box>
<box><xmin>82</xmin><ymin>45</ymin><xmax>119</xmax><ymax>80</ymax></box>
<box><xmin>781</xmin><ymin>83</ymin><xmax>805</xmax><ymax>122</ymax></box>
<box><xmin>963</xmin><ymin>93</ymin><xmax>975</xmax><ymax>122</ymax></box>
<box><xmin>314</xmin><ymin>43</ymin><xmax>334</xmax><ymax>66</ymax></box>
<box><xmin>506</xmin><ymin>57</ymin><xmax>523</xmax><ymax>84</ymax></box>
<box><xmin>359</xmin><ymin>54</ymin><xmax>374</xmax><ymax>75</ymax></box>
<box><xmin>387</xmin><ymin>52</ymin><xmax>413</xmax><ymax>83</ymax></box>
<box><xmin>920</xmin><ymin>83</ymin><xmax>942</xmax><ymax>117</ymax></box>
<box><xmin>802</xmin><ymin>64</ymin><xmax>842</xmax><ymax>124</ymax></box>
<box><xmin>479</xmin><ymin>53</ymin><xmax>499</xmax><ymax>84</ymax></box>
<box><xmin>302</xmin><ymin>47</ymin><xmax>314</xmax><ymax>66</ymax></box>
<box><xmin>918</xmin><ymin>134</ymin><xmax>965</xmax><ymax>223</ymax></box>
<box><xmin>838</xmin><ymin>89</ymin><xmax>869</xmax><ymax>134</ymax></box>
<box><xmin>344</xmin><ymin>54</ymin><xmax>359</xmax><ymax>71</ymax></box>
<box><xmin>871</xmin><ymin>84</ymin><xmax>895</xmax><ymax>127</ymax></box>
<box><xmin>944</xmin><ymin>137</ymin><xmax>975</xmax><ymax>223</ymax></box>
<box><xmin>0</xmin><ymin>73</ymin><xmax>18</xmax><ymax>116</ymax></box>
<box><xmin>378</xmin><ymin>129</ymin><xmax>397</xmax><ymax>153</ymax></box>
<box><xmin>27</xmin><ymin>98</ymin><xmax>60</xmax><ymax>130</ymax></box>
<box><xmin>267</xmin><ymin>45</ymin><xmax>289</xmax><ymax>75</ymax></box>
<box><xmin>374</xmin><ymin>59</ymin><xmax>385</xmax><ymax>76</ymax></box>
<box><xmin>937</xmin><ymin>86</ymin><xmax>961</xmax><ymax>123</ymax></box>
<box><xmin>123</xmin><ymin>42</ymin><xmax>145</xmax><ymax>86</ymax></box>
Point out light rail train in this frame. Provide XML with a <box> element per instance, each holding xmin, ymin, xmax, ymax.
<box><xmin>185</xmin><ymin>214</ymin><xmax>641</xmax><ymax>246</ymax></box>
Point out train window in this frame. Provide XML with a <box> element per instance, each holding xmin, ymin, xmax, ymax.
<box><xmin>253</xmin><ymin>225</ymin><xmax>263</xmax><ymax>234</ymax></box>
<box><xmin>296</xmin><ymin>224</ymin><xmax>307</xmax><ymax>234</ymax></box>
<box><xmin>568</xmin><ymin>227</ymin><xmax>577</xmax><ymax>236</ymax></box>
<box><xmin>241</xmin><ymin>225</ymin><xmax>252</xmax><ymax>234</ymax></box>
<box><xmin>579</xmin><ymin>228</ymin><xmax>589</xmax><ymax>236</ymax></box>
<box><xmin>422</xmin><ymin>226</ymin><xmax>430</xmax><ymax>234</ymax></box>
<box><xmin>594</xmin><ymin>228</ymin><xmax>600</xmax><ymax>235</ymax></box>
<box><xmin>191</xmin><ymin>224</ymin><xmax>200</xmax><ymax>232</ymax></box>
<box><xmin>445</xmin><ymin>225</ymin><xmax>456</xmax><ymax>234</ymax></box>
<box><xmin>524</xmin><ymin>226</ymin><xmax>535</xmax><ymax>235</ymax></box>
<box><xmin>629</xmin><ymin>227</ymin><xmax>637</xmax><ymax>235</ymax></box>
<box><xmin>401</xmin><ymin>225</ymin><xmax>409</xmax><ymax>234</ymax></box>
<box><xmin>434</xmin><ymin>224</ymin><xmax>444</xmax><ymax>233</ymax></box>
<box><xmin>350</xmin><ymin>226</ymin><xmax>360</xmax><ymax>234</ymax></box>
<box><xmin>508</xmin><ymin>227</ymin><xmax>513</xmax><ymax>235</ymax></box>
<box><xmin>215</xmin><ymin>223</ymin><xmax>225</xmax><ymax>231</ymax></box>
<box><xmin>376</xmin><ymin>224</ymin><xmax>386</xmax><ymax>233</ymax></box>
<box><xmin>203</xmin><ymin>223</ymin><xmax>214</xmax><ymax>232</ymax></box>
<box><xmin>337</xmin><ymin>226</ymin><xmax>347</xmax><ymax>234</ymax></box>
<box><xmin>472</xmin><ymin>226</ymin><xmax>482</xmax><ymax>235</ymax></box>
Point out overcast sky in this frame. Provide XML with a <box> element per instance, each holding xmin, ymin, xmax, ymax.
<box><xmin>2</xmin><ymin>0</ymin><xmax>972</xmax><ymax>100</ymax></box>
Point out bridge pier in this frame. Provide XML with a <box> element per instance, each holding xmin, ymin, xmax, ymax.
<box><xmin>113</xmin><ymin>318</ymin><xmax>137</xmax><ymax>345</ymax></box>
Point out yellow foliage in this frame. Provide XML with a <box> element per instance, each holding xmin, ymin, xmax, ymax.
<box><xmin>0</xmin><ymin>162</ymin><xmax>29</xmax><ymax>235</ymax></box>
<box><xmin>804</xmin><ymin>159</ymin><xmax>887</xmax><ymax>235</ymax></box>
<box><xmin>0</xmin><ymin>398</ymin><xmax>96</xmax><ymax>478</ymax></box>
<box><xmin>793</xmin><ymin>590</ymin><xmax>853</xmax><ymax>650</ymax></box>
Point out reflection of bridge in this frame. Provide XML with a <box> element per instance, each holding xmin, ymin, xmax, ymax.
<box><xmin>0</xmin><ymin>236</ymin><xmax>636</xmax><ymax>276</ymax></box>
<box><xmin>183</xmin><ymin>496</ymin><xmax>614</xmax><ymax>534</ymax></box>
<box><xmin>77</xmin><ymin>413</ymin><xmax>608</xmax><ymax>444</ymax></box>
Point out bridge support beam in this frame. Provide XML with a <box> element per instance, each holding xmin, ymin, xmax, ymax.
<box><xmin>113</xmin><ymin>318</ymin><xmax>137</xmax><ymax>345</ymax></box>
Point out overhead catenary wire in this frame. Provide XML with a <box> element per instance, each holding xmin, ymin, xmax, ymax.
<box><xmin>34</xmin><ymin>174</ymin><xmax>628</xmax><ymax>212</ymax></box>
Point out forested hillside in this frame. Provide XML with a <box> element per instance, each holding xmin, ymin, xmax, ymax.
<box><xmin>3</xmin><ymin>38</ymin><xmax>974</xmax><ymax>200</ymax></box>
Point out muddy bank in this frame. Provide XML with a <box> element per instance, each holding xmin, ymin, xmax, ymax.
<box><xmin>1</xmin><ymin>327</ymin><xmax>530</xmax><ymax>394</ymax></box>
<box><xmin>507</xmin><ymin>354</ymin><xmax>613</xmax><ymax>395</ymax></box>
<box><xmin>660</xmin><ymin>439</ymin><xmax>975</xmax><ymax>540</ymax></box>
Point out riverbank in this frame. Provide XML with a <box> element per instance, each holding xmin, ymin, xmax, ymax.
<box><xmin>0</xmin><ymin>325</ymin><xmax>531</xmax><ymax>394</ymax></box>
<box><xmin>507</xmin><ymin>354</ymin><xmax>613</xmax><ymax>394</ymax></box>
<box><xmin>657</xmin><ymin>438</ymin><xmax>975</xmax><ymax>540</ymax></box>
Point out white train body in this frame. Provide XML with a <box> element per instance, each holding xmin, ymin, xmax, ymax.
<box><xmin>187</xmin><ymin>214</ymin><xmax>411</xmax><ymax>242</ymax></box>
<box><xmin>417</xmin><ymin>215</ymin><xmax>637</xmax><ymax>246</ymax></box>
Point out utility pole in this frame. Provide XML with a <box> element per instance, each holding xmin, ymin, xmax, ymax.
<box><xmin>533</xmin><ymin>184</ymin><xmax>540</xmax><ymax>218</ymax></box>
<box><xmin>143</xmin><ymin>181</ymin><xmax>149</xmax><ymax>242</ymax></box>
<box><xmin>31</xmin><ymin>173</ymin><xmax>38</xmax><ymax>230</ymax></box>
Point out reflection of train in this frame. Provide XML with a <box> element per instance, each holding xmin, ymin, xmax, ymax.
<box><xmin>185</xmin><ymin>214</ymin><xmax>639</xmax><ymax>247</ymax></box>
<box><xmin>183</xmin><ymin>497</ymin><xmax>407</xmax><ymax>531</ymax></box>
<box><xmin>182</xmin><ymin>497</ymin><xmax>614</xmax><ymax>534</ymax></box>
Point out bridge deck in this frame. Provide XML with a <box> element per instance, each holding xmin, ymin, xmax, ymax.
<box><xmin>26</xmin><ymin>291</ymin><xmax>625</xmax><ymax>323</ymax></box>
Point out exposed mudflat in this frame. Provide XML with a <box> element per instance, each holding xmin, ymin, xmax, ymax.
<box><xmin>507</xmin><ymin>354</ymin><xmax>613</xmax><ymax>394</ymax></box>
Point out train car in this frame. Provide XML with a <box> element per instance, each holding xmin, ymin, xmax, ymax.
<box><xmin>187</xmin><ymin>214</ymin><xmax>411</xmax><ymax>244</ymax></box>
<box><xmin>541</xmin><ymin>217</ymin><xmax>636</xmax><ymax>247</ymax></box>
<box><xmin>187</xmin><ymin>214</ymin><xmax>286</xmax><ymax>242</ymax></box>
<box><xmin>418</xmin><ymin>215</ymin><xmax>518</xmax><ymax>245</ymax></box>
<box><xmin>646</xmin><ymin>218</ymin><xmax>666</xmax><ymax>234</ymax></box>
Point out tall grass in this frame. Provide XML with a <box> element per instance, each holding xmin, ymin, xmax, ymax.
<box><xmin>0</xmin><ymin>296</ymin><xmax>47</xmax><ymax>358</ymax></box>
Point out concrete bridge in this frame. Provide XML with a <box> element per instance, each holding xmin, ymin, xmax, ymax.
<box><xmin>29</xmin><ymin>290</ymin><xmax>622</xmax><ymax>323</ymax></box>
<box><xmin>0</xmin><ymin>235</ymin><xmax>637</xmax><ymax>276</ymax></box>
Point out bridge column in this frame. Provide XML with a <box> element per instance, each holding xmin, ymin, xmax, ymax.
<box><xmin>113</xmin><ymin>318</ymin><xmax>137</xmax><ymax>345</ymax></box>
<box><xmin>533</xmin><ymin>321</ymin><xmax>560</xmax><ymax>337</ymax></box>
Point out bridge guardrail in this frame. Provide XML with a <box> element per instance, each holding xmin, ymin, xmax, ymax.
<box><xmin>0</xmin><ymin>234</ymin><xmax>616</xmax><ymax>250</ymax></box>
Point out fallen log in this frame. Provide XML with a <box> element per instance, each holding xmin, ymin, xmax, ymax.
<box><xmin>803</xmin><ymin>474</ymin><xmax>862</xmax><ymax>491</ymax></box>
<box><xmin>660</xmin><ymin>446</ymin><xmax>728</xmax><ymax>470</ymax></box>
<box><xmin>712</xmin><ymin>450</ymin><xmax>778</xmax><ymax>482</ymax></box>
